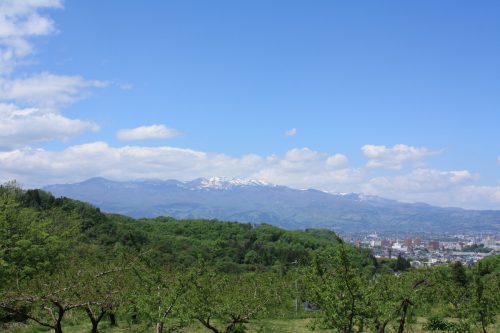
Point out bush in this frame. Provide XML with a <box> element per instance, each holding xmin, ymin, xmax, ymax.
<box><xmin>425</xmin><ymin>316</ymin><xmax>452</xmax><ymax>331</ymax></box>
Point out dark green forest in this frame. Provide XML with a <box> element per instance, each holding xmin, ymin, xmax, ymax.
<box><xmin>1</xmin><ymin>183</ymin><xmax>499</xmax><ymax>333</ymax></box>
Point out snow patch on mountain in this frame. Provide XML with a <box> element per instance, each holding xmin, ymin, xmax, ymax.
<box><xmin>195</xmin><ymin>177</ymin><xmax>273</xmax><ymax>190</ymax></box>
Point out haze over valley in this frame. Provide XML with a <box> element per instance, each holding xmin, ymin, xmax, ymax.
<box><xmin>44</xmin><ymin>177</ymin><xmax>500</xmax><ymax>233</ymax></box>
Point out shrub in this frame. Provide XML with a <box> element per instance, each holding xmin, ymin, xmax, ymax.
<box><xmin>425</xmin><ymin>316</ymin><xmax>452</xmax><ymax>331</ymax></box>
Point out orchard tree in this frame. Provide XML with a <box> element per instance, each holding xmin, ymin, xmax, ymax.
<box><xmin>78</xmin><ymin>264</ymin><xmax>126</xmax><ymax>333</ymax></box>
<box><xmin>433</xmin><ymin>262</ymin><xmax>472</xmax><ymax>331</ymax></box>
<box><xmin>0</xmin><ymin>261</ymin><xmax>125</xmax><ymax>333</ymax></box>
<box><xmin>305</xmin><ymin>241</ymin><xmax>368</xmax><ymax>333</ymax></box>
<box><xmin>188</xmin><ymin>265</ymin><xmax>282</xmax><ymax>333</ymax></box>
<box><xmin>468</xmin><ymin>261</ymin><xmax>499</xmax><ymax>333</ymax></box>
<box><xmin>436</xmin><ymin>258</ymin><xmax>500</xmax><ymax>333</ymax></box>
<box><xmin>365</xmin><ymin>273</ymin><xmax>402</xmax><ymax>333</ymax></box>
<box><xmin>127</xmin><ymin>260</ymin><xmax>195</xmax><ymax>333</ymax></box>
<box><xmin>394</xmin><ymin>273</ymin><xmax>430</xmax><ymax>333</ymax></box>
<box><xmin>0</xmin><ymin>269</ymin><xmax>90</xmax><ymax>333</ymax></box>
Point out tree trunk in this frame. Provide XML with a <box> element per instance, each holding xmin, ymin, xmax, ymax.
<box><xmin>481</xmin><ymin>317</ymin><xmax>488</xmax><ymax>333</ymax></box>
<box><xmin>109</xmin><ymin>312</ymin><xmax>117</xmax><ymax>326</ymax></box>
<box><xmin>156</xmin><ymin>321</ymin><xmax>164</xmax><ymax>333</ymax></box>
<box><xmin>347</xmin><ymin>312</ymin><xmax>354</xmax><ymax>333</ymax></box>
<box><xmin>54</xmin><ymin>320</ymin><xmax>63</xmax><ymax>333</ymax></box>
<box><xmin>398</xmin><ymin>299</ymin><xmax>410</xmax><ymax>333</ymax></box>
<box><xmin>377</xmin><ymin>321</ymin><xmax>388</xmax><ymax>333</ymax></box>
<box><xmin>198</xmin><ymin>318</ymin><xmax>220</xmax><ymax>333</ymax></box>
<box><xmin>91</xmin><ymin>319</ymin><xmax>99</xmax><ymax>333</ymax></box>
<box><xmin>85</xmin><ymin>306</ymin><xmax>106</xmax><ymax>333</ymax></box>
<box><xmin>54</xmin><ymin>304</ymin><xmax>65</xmax><ymax>333</ymax></box>
<box><xmin>225</xmin><ymin>318</ymin><xmax>248</xmax><ymax>333</ymax></box>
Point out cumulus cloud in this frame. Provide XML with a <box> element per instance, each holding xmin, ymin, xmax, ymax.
<box><xmin>362</xmin><ymin>144</ymin><xmax>440</xmax><ymax>169</ymax></box>
<box><xmin>285</xmin><ymin>128</ymin><xmax>297</xmax><ymax>137</ymax></box>
<box><xmin>1</xmin><ymin>141</ymin><xmax>499</xmax><ymax>209</ymax></box>
<box><xmin>117</xmin><ymin>124</ymin><xmax>180</xmax><ymax>141</ymax></box>
<box><xmin>0</xmin><ymin>2</ymin><xmax>106</xmax><ymax>148</ymax></box>
<box><xmin>0</xmin><ymin>72</ymin><xmax>107</xmax><ymax>107</ymax></box>
<box><xmin>326</xmin><ymin>154</ymin><xmax>348</xmax><ymax>168</ymax></box>
<box><xmin>0</xmin><ymin>144</ymin><xmax>357</xmax><ymax>191</ymax></box>
<box><xmin>253</xmin><ymin>149</ymin><xmax>360</xmax><ymax>190</ymax></box>
<box><xmin>284</xmin><ymin>148</ymin><xmax>319</xmax><ymax>163</ymax></box>
<box><xmin>0</xmin><ymin>73</ymin><xmax>106</xmax><ymax>147</ymax></box>
<box><xmin>0</xmin><ymin>103</ymin><xmax>98</xmax><ymax>150</ymax></box>
<box><xmin>453</xmin><ymin>184</ymin><xmax>500</xmax><ymax>208</ymax></box>
<box><xmin>361</xmin><ymin>168</ymin><xmax>500</xmax><ymax>208</ymax></box>
<box><xmin>0</xmin><ymin>0</ymin><xmax>62</xmax><ymax>73</ymax></box>
<box><xmin>365</xmin><ymin>168</ymin><xmax>474</xmax><ymax>194</ymax></box>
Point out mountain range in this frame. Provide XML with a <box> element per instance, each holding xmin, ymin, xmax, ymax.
<box><xmin>43</xmin><ymin>177</ymin><xmax>500</xmax><ymax>233</ymax></box>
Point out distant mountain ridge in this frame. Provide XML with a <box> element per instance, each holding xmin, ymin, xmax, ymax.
<box><xmin>43</xmin><ymin>177</ymin><xmax>500</xmax><ymax>233</ymax></box>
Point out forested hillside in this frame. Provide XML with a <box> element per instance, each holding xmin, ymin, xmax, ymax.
<box><xmin>0</xmin><ymin>182</ymin><xmax>361</xmax><ymax>276</ymax></box>
<box><xmin>1</xmin><ymin>183</ymin><xmax>499</xmax><ymax>333</ymax></box>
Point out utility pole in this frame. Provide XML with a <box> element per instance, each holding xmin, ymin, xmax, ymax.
<box><xmin>290</xmin><ymin>259</ymin><xmax>299</xmax><ymax>314</ymax></box>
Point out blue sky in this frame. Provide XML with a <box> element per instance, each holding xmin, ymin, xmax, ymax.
<box><xmin>1</xmin><ymin>0</ymin><xmax>499</xmax><ymax>209</ymax></box>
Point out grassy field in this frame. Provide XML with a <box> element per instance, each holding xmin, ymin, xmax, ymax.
<box><xmin>3</xmin><ymin>317</ymin><xmax>500</xmax><ymax>333</ymax></box>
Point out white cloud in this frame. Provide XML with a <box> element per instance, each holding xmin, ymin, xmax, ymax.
<box><xmin>326</xmin><ymin>154</ymin><xmax>348</xmax><ymax>168</ymax></box>
<box><xmin>117</xmin><ymin>124</ymin><xmax>180</xmax><ymax>141</ymax></box>
<box><xmin>284</xmin><ymin>147</ymin><xmax>319</xmax><ymax>162</ymax></box>
<box><xmin>0</xmin><ymin>72</ymin><xmax>106</xmax><ymax>147</ymax></box>
<box><xmin>285</xmin><ymin>128</ymin><xmax>297</xmax><ymax>137</ymax></box>
<box><xmin>0</xmin><ymin>144</ymin><xmax>357</xmax><ymax>191</ymax></box>
<box><xmin>0</xmin><ymin>2</ymin><xmax>107</xmax><ymax>149</ymax></box>
<box><xmin>0</xmin><ymin>0</ymin><xmax>62</xmax><ymax>73</ymax></box>
<box><xmin>454</xmin><ymin>184</ymin><xmax>500</xmax><ymax>208</ymax></box>
<box><xmin>0</xmin><ymin>103</ymin><xmax>98</xmax><ymax>150</ymax></box>
<box><xmin>361</xmin><ymin>168</ymin><xmax>500</xmax><ymax>208</ymax></box>
<box><xmin>365</xmin><ymin>168</ymin><xmax>474</xmax><ymax>195</ymax></box>
<box><xmin>362</xmin><ymin>144</ymin><xmax>440</xmax><ymax>169</ymax></box>
<box><xmin>0</xmin><ymin>4</ymin><xmax>107</xmax><ymax>148</ymax></box>
<box><xmin>1</xmin><ymin>142</ymin><xmax>499</xmax><ymax>209</ymax></box>
<box><xmin>252</xmin><ymin>148</ymin><xmax>360</xmax><ymax>190</ymax></box>
<box><xmin>0</xmin><ymin>72</ymin><xmax>107</xmax><ymax>107</ymax></box>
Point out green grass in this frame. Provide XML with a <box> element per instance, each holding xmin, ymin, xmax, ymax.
<box><xmin>2</xmin><ymin>319</ymin><xmax>325</xmax><ymax>333</ymax></box>
<box><xmin>2</xmin><ymin>317</ymin><xmax>499</xmax><ymax>333</ymax></box>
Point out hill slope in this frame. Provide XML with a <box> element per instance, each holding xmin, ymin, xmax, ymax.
<box><xmin>0</xmin><ymin>184</ymin><xmax>353</xmax><ymax>278</ymax></box>
<box><xmin>44</xmin><ymin>177</ymin><xmax>500</xmax><ymax>233</ymax></box>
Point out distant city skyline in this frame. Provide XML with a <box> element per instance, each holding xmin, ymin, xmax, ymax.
<box><xmin>1</xmin><ymin>1</ymin><xmax>499</xmax><ymax>209</ymax></box>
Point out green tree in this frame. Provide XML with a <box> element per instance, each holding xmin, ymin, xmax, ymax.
<box><xmin>435</xmin><ymin>265</ymin><xmax>471</xmax><ymax>332</ymax></box>
<box><xmin>395</xmin><ymin>274</ymin><xmax>430</xmax><ymax>333</ymax></box>
<box><xmin>451</xmin><ymin>261</ymin><xmax>468</xmax><ymax>288</ymax></box>
<box><xmin>468</xmin><ymin>262</ymin><xmax>499</xmax><ymax>333</ymax></box>
<box><xmin>78</xmin><ymin>264</ymin><xmax>126</xmax><ymax>333</ymax></box>
<box><xmin>188</xmin><ymin>265</ymin><xmax>281</xmax><ymax>333</ymax></box>
<box><xmin>305</xmin><ymin>241</ymin><xmax>367</xmax><ymax>333</ymax></box>
<box><xmin>126</xmin><ymin>260</ymin><xmax>195</xmax><ymax>333</ymax></box>
<box><xmin>394</xmin><ymin>255</ymin><xmax>411</xmax><ymax>272</ymax></box>
<box><xmin>0</xmin><ymin>192</ymin><xmax>64</xmax><ymax>285</ymax></box>
<box><xmin>0</xmin><ymin>269</ymin><xmax>87</xmax><ymax>333</ymax></box>
<box><xmin>0</xmin><ymin>261</ymin><xmax>127</xmax><ymax>333</ymax></box>
<box><xmin>365</xmin><ymin>273</ymin><xmax>402</xmax><ymax>333</ymax></box>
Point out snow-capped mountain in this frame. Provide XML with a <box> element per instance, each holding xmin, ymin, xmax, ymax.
<box><xmin>43</xmin><ymin>177</ymin><xmax>500</xmax><ymax>233</ymax></box>
<box><xmin>186</xmin><ymin>177</ymin><xmax>273</xmax><ymax>190</ymax></box>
